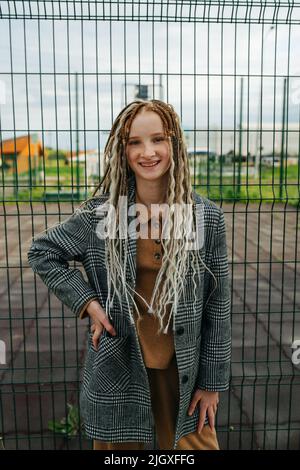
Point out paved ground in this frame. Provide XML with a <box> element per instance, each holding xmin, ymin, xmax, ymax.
<box><xmin>0</xmin><ymin>201</ymin><xmax>299</xmax><ymax>450</ymax></box>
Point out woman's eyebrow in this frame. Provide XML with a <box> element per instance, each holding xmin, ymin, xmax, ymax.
<box><xmin>128</xmin><ymin>132</ymin><xmax>164</xmax><ymax>139</ymax></box>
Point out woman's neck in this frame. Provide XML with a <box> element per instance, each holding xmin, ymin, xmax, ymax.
<box><xmin>135</xmin><ymin>177</ymin><xmax>168</xmax><ymax>207</ymax></box>
<box><xmin>136</xmin><ymin>187</ymin><xmax>166</xmax><ymax>207</ymax></box>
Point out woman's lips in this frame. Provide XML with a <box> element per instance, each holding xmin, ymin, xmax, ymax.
<box><xmin>139</xmin><ymin>161</ymin><xmax>160</xmax><ymax>168</ymax></box>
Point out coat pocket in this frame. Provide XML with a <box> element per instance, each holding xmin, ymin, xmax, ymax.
<box><xmin>88</xmin><ymin>333</ymin><xmax>132</xmax><ymax>394</ymax></box>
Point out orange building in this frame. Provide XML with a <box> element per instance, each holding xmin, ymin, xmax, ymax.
<box><xmin>0</xmin><ymin>134</ymin><xmax>46</xmax><ymax>175</ymax></box>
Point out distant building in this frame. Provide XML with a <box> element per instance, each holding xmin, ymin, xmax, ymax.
<box><xmin>65</xmin><ymin>149</ymin><xmax>98</xmax><ymax>163</ymax></box>
<box><xmin>261</xmin><ymin>154</ymin><xmax>281</xmax><ymax>167</ymax></box>
<box><xmin>0</xmin><ymin>134</ymin><xmax>46</xmax><ymax>175</ymax></box>
<box><xmin>187</xmin><ymin>147</ymin><xmax>217</xmax><ymax>163</ymax></box>
<box><xmin>223</xmin><ymin>150</ymin><xmax>255</xmax><ymax>165</ymax></box>
<box><xmin>65</xmin><ymin>149</ymin><xmax>104</xmax><ymax>180</ymax></box>
<box><xmin>260</xmin><ymin>153</ymin><xmax>299</xmax><ymax>167</ymax></box>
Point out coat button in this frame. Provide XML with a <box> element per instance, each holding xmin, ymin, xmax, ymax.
<box><xmin>154</xmin><ymin>252</ymin><xmax>161</xmax><ymax>260</ymax></box>
<box><xmin>155</xmin><ymin>239</ymin><xmax>161</xmax><ymax>244</ymax></box>
<box><xmin>176</xmin><ymin>326</ymin><xmax>184</xmax><ymax>335</ymax></box>
<box><xmin>182</xmin><ymin>375</ymin><xmax>189</xmax><ymax>384</ymax></box>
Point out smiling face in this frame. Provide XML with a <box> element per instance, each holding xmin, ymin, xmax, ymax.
<box><xmin>125</xmin><ymin>109</ymin><xmax>171</xmax><ymax>184</ymax></box>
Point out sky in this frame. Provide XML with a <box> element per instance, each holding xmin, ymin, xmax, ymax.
<box><xmin>0</xmin><ymin>16</ymin><xmax>299</xmax><ymax>155</ymax></box>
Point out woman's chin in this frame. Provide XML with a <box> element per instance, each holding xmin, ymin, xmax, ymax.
<box><xmin>135</xmin><ymin>172</ymin><xmax>168</xmax><ymax>183</ymax></box>
<box><xmin>133</xmin><ymin>166</ymin><xmax>170</xmax><ymax>182</ymax></box>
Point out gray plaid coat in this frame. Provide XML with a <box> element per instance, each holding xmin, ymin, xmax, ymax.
<box><xmin>27</xmin><ymin>175</ymin><xmax>231</xmax><ymax>449</ymax></box>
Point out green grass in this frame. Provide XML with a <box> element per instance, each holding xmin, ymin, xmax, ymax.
<box><xmin>42</xmin><ymin>158</ymin><xmax>86</xmax><ymax>180</ymax></box>
<box><xmin>1</xmin><ymin>161</ymin><xmax>299</xmax><ymax>207</ymax></box>
<box><xmin>192</xmin><ymin>164</ymin><xmax>300</xmax><ymax>207</ymax></box>
<box><xmin>0</xmin><ymin>159</ymin><xmax>89</xmax><ymax>202</ymax></box>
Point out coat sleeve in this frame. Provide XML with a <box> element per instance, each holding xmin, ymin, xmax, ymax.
<box><xmin>27</xmin><ymin>201</ymin><xmax>99</xmax><ymax>318</ymax></box>
<box><xmin>196</xmin><ymin>207</ymin><xmax>231</xmax><ymax>392</ymax></box>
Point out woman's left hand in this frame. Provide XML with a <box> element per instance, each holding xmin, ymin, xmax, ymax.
<box><xmin>187</xmin><ymin>390</ymin><xmax>219</xmax><ymax>434</ymax></box>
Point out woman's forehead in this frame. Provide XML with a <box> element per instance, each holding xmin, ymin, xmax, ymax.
<box><xmin>129</xmin><ymin>110</ymin><xmax>164</xmax><ymax>131</ymax></box>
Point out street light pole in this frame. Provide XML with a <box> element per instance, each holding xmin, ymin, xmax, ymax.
<box><xmin>237</xmin><ymin>76</ymin><xmax>244</xmax><ymax>200</ymax></box>
<box><xmin>75</xmin><ymin>72</ymin><xmax>80</xmax><ymax>201</ymax></box>
<box><xmin>254</xmin><ymin>26</ymin><xmax>275</xmax><ymax>179</ymax></box>
<box><xmin>279</xmin><ymin>77</ymin><xmax>287</xmax><ymax>201</ymax></box>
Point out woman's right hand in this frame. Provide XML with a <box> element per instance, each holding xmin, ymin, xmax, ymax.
<box><xmin>86</xmin><ymin>300</ymin><xmax>117</xmax><ymax>350</ymax></box>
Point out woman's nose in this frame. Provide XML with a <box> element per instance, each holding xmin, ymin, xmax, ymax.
<box><xmin>142</xmin><ymin>143</ymin><xmax>156</xmax><ymax>157</ymax></box>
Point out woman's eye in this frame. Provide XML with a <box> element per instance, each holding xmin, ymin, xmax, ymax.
<box><xmin>128</xmin><ymin>137</ymin><xmax>165</xmax><ymax>145</ymax></box>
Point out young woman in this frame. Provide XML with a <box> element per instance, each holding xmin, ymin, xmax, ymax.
<box><xmin>28</xmin><ymin>99</ymin><xmax>231</xmax><ymax>450</ymax></box>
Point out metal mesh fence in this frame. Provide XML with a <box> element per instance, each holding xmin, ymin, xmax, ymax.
<box><xmin>0</xmin><ymin>0</ymin><xmax>299</xmax><ymax>450</ymax></box>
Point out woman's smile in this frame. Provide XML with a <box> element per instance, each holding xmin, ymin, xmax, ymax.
<box><xmin>139</xmin><ymin>160</ymin><xmax>161</xmax><ymax>168</ymax></box>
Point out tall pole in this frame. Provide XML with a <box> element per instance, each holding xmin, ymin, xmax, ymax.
<box><xmin>159</xmin><ymin>74</ymin><xmax>163</xmax><ymax>101</ymax></box>
<box><xmin>237</xmin><ymin>77</ymin><xmax>244</xmax><ymax>199</ymax></box>
<box><xmin>254</xmin><ymin>26</ymin><xmax>275</xmax><ymax>179</ymax></box>
<box><xmin>75</xmin><ymin>73</ymin><xmax>80</xmax><ymax>201</ymax></box>
<box><xmin>279</xmin><ymin>78</ymin><xmax>287</xmax><ymax>201</ymax></box>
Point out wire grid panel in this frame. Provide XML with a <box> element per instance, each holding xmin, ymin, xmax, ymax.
<box><xmin>0</xmin><ymin>0</ymin><xmax>299</xmax><ymax>450</ymax></box>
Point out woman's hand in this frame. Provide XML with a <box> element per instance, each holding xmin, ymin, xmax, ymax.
<box><xmin>86</xmin><ymin>300</ymin><xmax>117</xmax><ymax>350</ymax></box>
<box><xmin>188</xmin><ymin>390</ymin><xmax>219</xmax><ymax>433</ymax></box>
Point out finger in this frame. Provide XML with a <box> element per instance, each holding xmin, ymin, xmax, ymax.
<box><xmin>188</xmin><ymin>394</ymin><xmax>200</xmax><ymax>416</ymax></box>
<box><xmin>92</xmin><ymin>327</ymin><xmax>103</xmax><ymax>350</ymax></box>
<box><xmin>89</xmin><ymin>305</ymin><xmax>117</xmax><ymax>336</ymax></box>
<box><xmin>207</xmin><ymin>406</ymin><xmax>215</xmax><ymax>431</ymax></box>
<box><xmin>197</xmin><ymin>406</ymin><xmax>207</xmax><ymax>434</ymax></box>
<box><xmin>90</xmin><ymin>321</ymin><xmax>102</xmax><ymax>335</ymax></box>
<box><xmin>99</xmin><ymin>315</ymin><xmax>117</xmax><ymax>336</ymax></box>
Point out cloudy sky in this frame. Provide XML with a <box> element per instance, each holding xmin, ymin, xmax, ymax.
<box><xmin>0</xmin><ymin>15</ymin><xmax>299</xmax><ymax>154</ymax></box>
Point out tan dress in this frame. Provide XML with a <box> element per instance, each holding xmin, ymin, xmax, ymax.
<box><xmin>132</xmin><ymin>198</ymin><xmax>175</xmax><ymax>369</ymax></box>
